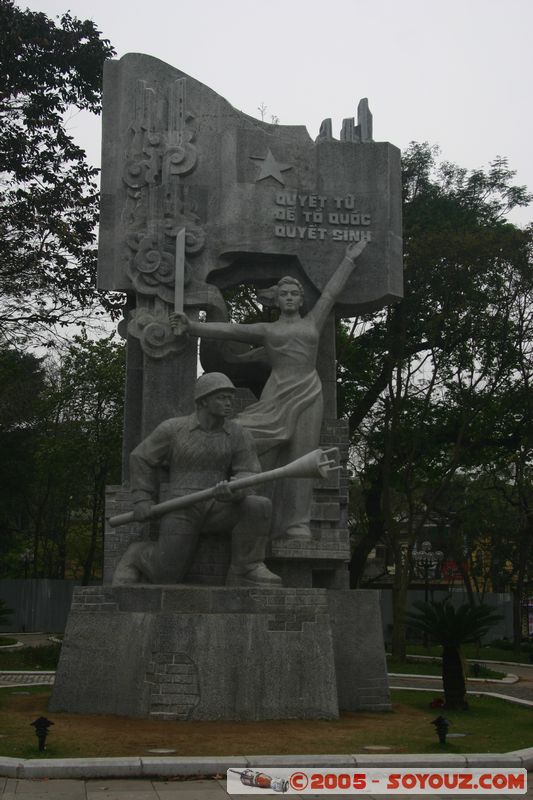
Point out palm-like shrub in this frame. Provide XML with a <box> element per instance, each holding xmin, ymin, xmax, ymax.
<box><xmin>406</xmin><ymin>600</ymin><xmax>502</xmax><ymax>709</ymax></box>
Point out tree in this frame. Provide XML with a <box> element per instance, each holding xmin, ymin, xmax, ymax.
<box><xmin>340</xmin><ymin>144</ymin><xmax>533</xmax><ymax>658</ymax></box>
<box><xmin>406</xmin><ymin>599</ymin><xmax>502</xmax><ymax>709</ymax></box>
<box><xmin>0</xmin><ymin>347</ymin><xmax>46</xmax><ymax>574</ymax></box>
<box><xmin>0</xmin><ymin>0</ymin><xmax>120</xmax><ymax>344</ymax></box>
<box><xmin>0</xmin><ymin>337</ymin><xmax>124</xmax><ymax>581</ymax></box>
<box><xmin>53</xmin><ymin>335</ymin><xmax>125</xmax><ymax>582</ymax></box>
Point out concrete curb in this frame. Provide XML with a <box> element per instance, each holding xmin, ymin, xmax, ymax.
<box><xmin>388</xmin><ymin>671</ymin><xmax>519</xmax><ymax>684</ymax></box>
<box><xmin>0</xmin><ymin>671</ymin><xmax>55</xmax><ymax>675</ymax></box>
<box><xmin>389</xmin><ymin>684</ymin><xmax>533</xmax><ymax>707</ymax></box>
<box><xmin>389</xmin><ymin>653</ymin><xmax>533</xmax><ymax>670</ymax></box>
<box><xmin>0</xmin><ymin>750</ymin><xmax>531</xmax><ymax>779</ymax></box>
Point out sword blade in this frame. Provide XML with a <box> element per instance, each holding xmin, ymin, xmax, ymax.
<box><xmin>174</xmin><ymin>227</ymin><xmax>186</xmax><ymax>313</ymax></box>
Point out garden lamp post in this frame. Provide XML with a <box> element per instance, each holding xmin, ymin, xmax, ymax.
<box><xmin>413</xmin><ymin>541</ymin><xmax>444</xmax><ymax>646</ymax></box>
<box><xmin>31</xmin><ymin>717</ymin><xmax>53</xmax><ymax>751</ymax></box>
<box><xmin>20</xmin><ymin>549</ymin><xmax>34</xmax><ymax>579</ymax></box>
<box><xmin>413</xmin><ymin>541</ymin><xmax>444</xmax><ymax>604</ymax></box>
<box><xmin>431</xmin><ymin>715</ymin><xmax>450</xmax><ymax>745</ymax></box>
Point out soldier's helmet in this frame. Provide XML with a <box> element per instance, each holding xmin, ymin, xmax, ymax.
<box><xmin>194</xmin><ymin>372</ymin><xmax>236</xmax><ymax>403</ymax></box>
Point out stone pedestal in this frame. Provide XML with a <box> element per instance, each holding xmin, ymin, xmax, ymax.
<box><xmin>328</xmin><ymin>590</ymin><xmax>391</xmax><ymax>712</ymax></box>
<box><xmin>50</xmin><ymin>586</ymin><xmax>390</xmax><ymax>720</ymax></box>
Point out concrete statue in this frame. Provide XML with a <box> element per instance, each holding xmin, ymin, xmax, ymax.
<box><xmin>51</xmin><ymin>53</ymin><xmax>401</xmax><ymax>721</ymax></box>
<box><xmin>112</xmin><ymin>372</ymin><xmax>281</xmax><ymax>587</ymax></box>
<box><xmin>170</xmin><ymin>240</ymin><xmax>367</xmax><ymax>542</ymax></box>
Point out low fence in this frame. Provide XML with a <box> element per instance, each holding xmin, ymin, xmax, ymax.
<box><xmin>0</xmin><ymin>579</ymin><xmax>85</xmax><ymax>633</ymax></box>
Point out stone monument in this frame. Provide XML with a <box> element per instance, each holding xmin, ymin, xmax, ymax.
<box><xmin>50</xmin><ymin>54</ymin><xmax>402</xmax><ymax>720</ymax></box>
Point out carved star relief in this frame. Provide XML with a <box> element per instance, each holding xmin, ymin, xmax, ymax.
<box><xmin>250</xmin><ymin>149</ymin><xmax>293</xmax><ymax>185</ymax></box>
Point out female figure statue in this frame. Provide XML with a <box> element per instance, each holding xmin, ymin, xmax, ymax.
<box><xmin>171</xmin><ymin>239</ymin><xmax>366</xmax><ymax>540</ymax></box>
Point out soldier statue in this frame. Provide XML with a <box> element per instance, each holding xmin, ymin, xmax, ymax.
<box><xmin>113</xmin><ymin>372</ymin><xmax>281</xmax><ymax>587</ymax></box>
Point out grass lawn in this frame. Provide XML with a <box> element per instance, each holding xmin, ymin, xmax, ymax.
<box><xmin>405</xmin><ymin>643</ymin><xmax>533</xmax><ymax>665</ymax></box>
<box><xmin>387</xmin><ymin>657</ymin><xmax>505</xmax><ymax>680</ymax></box>
<box><xmin>0</xmin><ymin>636</ymin><xmax>19</xmax><ymax>647</ymax></box>
<box><xmin>0</xmin><ymin>687</ymin><xmax>530</xmax><ymax>760</ymax></box>
<box><xmin>0</xmin><ymin>644</ymin><xmax>60</xmax><ymax>671</ymax></box>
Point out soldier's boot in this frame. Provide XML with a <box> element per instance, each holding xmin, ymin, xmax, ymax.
<box><xmin>226</xmin><ymin>495</ymin><xmax>282</xmax><ymax>587</ymax></box>
<box><xmin>284</xmin><ymin>523</ymin><xmax>313</xmax><ymax>541</ymax></box>
<box><xmin>112</xmin><ymin>541</ymin><xmax>152</xmax><ymax>585</ymax></box>
<box><xmin>226</xmin><ymin>561</ymin><xmax>281</xmax><ymax>587</ymax></box>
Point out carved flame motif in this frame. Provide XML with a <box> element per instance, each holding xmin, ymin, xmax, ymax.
<box><xmin>163</xmin><ymin>215</ymin><xmax>206</xmax><ymax>256</ymax></box>
<box><xmin>133</xmin><ymin>235</ymin><xmax>174</xmax><ymax>282</ymax></box>
<box><xmin>122</xmin><ymin>78</ymin><xmax>208</xmax><ymax>356</ymax></box>
<box><xmin>123</xmin><ymin>159</ymin><xmax>150</xmax><ymax>189</ymax></box>
<box><xmin>184</xmin><ymin>224</ymin><xmax>206</xmax><ymax>255</ymax></box>
<box><xmin>125</xmin><ymin>278</ymin><xmax>230</xmax><ymax>361</ymax></box>
<box><xmin>125</xmin><ymin>231</ymin><xmax>201</xmax><ymax>307</ymax></box>
<box><xmin>123</xmin><ymin>83</ymin><xmax>159</xmax><ymax>191</ymax></box>
<box><xmin>123</xmin><ymin>145</ymin><xmax>160</xmax><ymax>189</ymax></box>
<box><xmin>162</xmin><ymin>136</ymin><xmax>197</xmax><ymax>179</ymax></box>
<box><xmin>160</xmin><ymin>81</ymin><xmax>198</xmax><ymax>180</ymax></box>
<box><xmin>127</xmin><ymin>307</ymin><xmax>187</xmax><ymax>359</ymax></box>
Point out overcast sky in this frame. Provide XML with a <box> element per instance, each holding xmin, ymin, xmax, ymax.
<box><xmin>21</xmin><ymin>0</ymin><xmax>533</xmax><ymax>226</ymax></box>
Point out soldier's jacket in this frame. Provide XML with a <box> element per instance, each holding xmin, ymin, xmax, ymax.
<box><xmin>130</xmin><ymin>413</ymin><xmax>261</xmax><ymax>504</ymax></box>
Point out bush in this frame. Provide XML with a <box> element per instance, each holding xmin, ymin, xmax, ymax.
<box><xmin>0</xmin><ymin>643</ymin><xmax>61</xmax><ymax>670</ymax></box>
<box><xmin>490</xmin><ymin>639</ymin><xmax>533</xmax><ymax>654</ymax></box>
<box><xmin>0</xmin><ymin>636</ymin><xmax>19</xmax><ymax>646</ymax></box>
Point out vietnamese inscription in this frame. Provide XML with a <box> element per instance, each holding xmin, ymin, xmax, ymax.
<box><xmin>273</xmin><ymin>192</ymin><xmax>372</xmax><ymax>243</ymax></box>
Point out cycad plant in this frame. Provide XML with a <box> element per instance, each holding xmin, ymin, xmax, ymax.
<box><xmin>406</xmin><ymin>599</ymin><xmax>502</xmax><ymax>709</ymax></box>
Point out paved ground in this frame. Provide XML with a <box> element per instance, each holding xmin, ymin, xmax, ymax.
<box><xmin>0</xmin><ymin>673</ymin><xmax>54</xmax><ymax>687</ymax></box>
<box><xmin>0</xmin><ymin>777</ymin><xmax>229</xmax><ymax>799</ymax></box>
<box><xmin>0</xmin><ymin>774</ymin><xmax>532</xmax><ymax>799</ymax></box>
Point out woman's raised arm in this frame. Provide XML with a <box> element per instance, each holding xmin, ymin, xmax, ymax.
<box><xmin>308</xmin><ymin>240</ymin><xmax>367</xmax><ymax>330</ymax></box>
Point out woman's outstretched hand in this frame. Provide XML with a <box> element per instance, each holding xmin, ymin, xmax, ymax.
<box><xmin>169</xmin><ymin>312</ymin><xmax>191</xmax><ymax>337</ymax></box>
<box><xmin>345</xmin><ymin>239</ymin><xmax>368</xmax><ymax>262</ymax></box>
